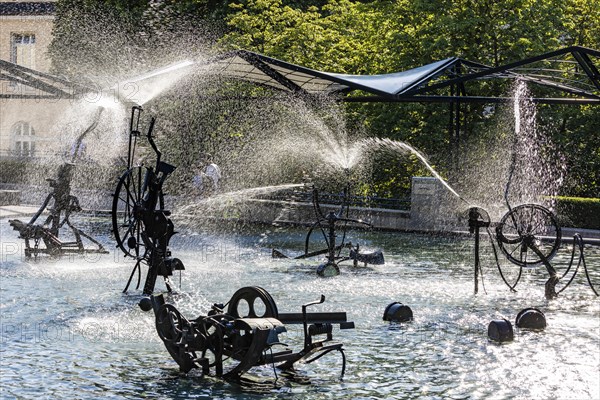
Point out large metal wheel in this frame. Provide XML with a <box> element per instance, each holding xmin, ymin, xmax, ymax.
<box><xmin>227</xmin><ymin>286</ymin><xmax>279</xmax><ymax>319</ymax></box>
<box><xmin>496</xmin><ymin>204</ymin><xmax>561</xmax><ymax>268</ymax></box>
<box><xmin>156</xmin><ymin>303</ymin><xmax>186</xmax><ymax>343</ymax></box>
<box><xmin>111</xmin><ymin>166</ymin><xmax>162</xmax><ymax>258</ymax></box>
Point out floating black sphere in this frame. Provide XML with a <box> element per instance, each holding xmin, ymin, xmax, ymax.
<box><xmin>515</xmin><ymin>308</ymin><xmax>547</xmax><ymax>330</ymax></box>
<box><xmin>383</xmin><ymin>302</ymin><xmax>413</xmax><ymax>322</ymax></box>
<box><xmin>316</xmin><ymin>262</ymin><xmax>340</xmax><ymax>277</ymax></box>
<box><xmin>488</xmin><ymin>319</ymin><xmax>514</xmax><ymax>342</ymax></box>
<box><xmin>139</xmin><ymin>297</ymin><xmax>153</xmax><ymax>312</ymax></box>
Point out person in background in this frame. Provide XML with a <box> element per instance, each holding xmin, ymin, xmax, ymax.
<box><xmin>192</xmin><ymin>153</ymin><xmax>221</xmax><ymax>197</ymax></box>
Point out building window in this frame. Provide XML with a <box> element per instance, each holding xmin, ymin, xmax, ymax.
<box><xmin>11</xmin><ymin>121</ymin><xmax>36</xmax><ymax>157</ymax></box>
<box><xmin>11</xmin><ymin>33</ymin><xmax>36</xmax><ymax>69</ymax></box>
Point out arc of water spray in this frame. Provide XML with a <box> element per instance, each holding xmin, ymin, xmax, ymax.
<box><xmin>105</xmin><ymin>60</ymin><xmax>196</xmax><ymax>106</ymax></box>
<box><xmin>177</xmin><ymin>183</ymin><xmax>306</xmax><ymax>215</ymax></box>
<box><xmin>121</xmin><ymin>60</ymin><xmax>195</xmax><ymax>84</ymax></box>
<box><xmin>361</xmin><ymin>137</ymin><xmax>471</xmax><ymax>205</ymax></box>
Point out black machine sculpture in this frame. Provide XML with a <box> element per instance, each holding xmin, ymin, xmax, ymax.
<box><xmin>151</xmin><ymin>286</ymin><xmax>354</xmax><ymax>381</ymax></box>
<box><xmin>9</xmin><ymin>108</ymin><xmax>108</xmax><ymax>258</ymax></box>
<box><xmin>469</xmin><ymin>204</ymin><xmax>598</xmax><ymax>298</ymax></box>
<box><xmin>467</xmin><ymin>118</ymin><xmax>599</xmax><ymax>299</ymax></box>
<box><xmin>272</xmin><ymin>188</ymin><xmax>384</xmax><ymax>276</ymax></box>
<box><xmin>111</xmin><ymin>106</ymin><xmax>184</xmax><ymax>304</ymax></box>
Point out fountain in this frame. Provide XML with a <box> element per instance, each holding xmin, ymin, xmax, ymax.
<box><xmin>106</xmin><ymin>105</ymin><xmax>359</xmax><ymax>378</ymax></box>
<box><xmin>464</xmin><ymin>81</ymin><xmax>598</xmax><ymax>299</ymax></box>
<box><xmin>1</xmin><ymin>18</ymin><xmax>598</xmax><ymax>395</ymax></box>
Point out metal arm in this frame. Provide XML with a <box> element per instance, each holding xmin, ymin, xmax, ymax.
<box><xmin>70</xmin><ymin>106</ymin><xmax>105</xmax><ymax>163</ymax></box>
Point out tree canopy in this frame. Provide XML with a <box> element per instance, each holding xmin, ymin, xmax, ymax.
<box><xmin>49</xmin><ymin>0</ymin><xmax>600</xmax><ymax>198</ymax></box>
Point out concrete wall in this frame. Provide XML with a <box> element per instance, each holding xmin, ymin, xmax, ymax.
<box><xmin>205</xmin><ymin>177</ymin><xmax>462</xmax><ymax>232</ymax></box>
<box><xmin>409</xmin><ymin>176</ymin><xmax>463</xmax><ymax>231</ymax></box>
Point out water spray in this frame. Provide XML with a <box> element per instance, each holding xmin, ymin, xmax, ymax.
<box><xmin>109</xmin><ymin>60</ymin><xmax>195</xmax><ymax>105</ymax></box>
<box><xmin>363</xmin><ymin>137</ymin><xmax>471</xmax><ymax>206</ymax></box>
<box><xmin>465</xmin><ymin>81</ymin><xmax>598</xmax><ymax>299</ymax></box>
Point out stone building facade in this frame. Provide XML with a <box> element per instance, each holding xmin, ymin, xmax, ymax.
<box><xmin>0</xmin><ymin>0</ymin><xmax>67</xmax><ymax>159</ymax></box>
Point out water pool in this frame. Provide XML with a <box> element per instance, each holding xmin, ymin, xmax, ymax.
<box><xmin>1</xmin><ymin>218</ymin><xmax>599</xmax><ymax>399</ymax></box>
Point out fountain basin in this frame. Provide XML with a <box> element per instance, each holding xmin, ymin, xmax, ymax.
<box><xmin>1</xmin><ymin>219</ymin><xmax>598</xmax><ymax>398</ymax></box>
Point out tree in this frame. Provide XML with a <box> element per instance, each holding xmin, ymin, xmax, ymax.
<box><xmin>49</xmin><ymin>0</ymin><xmax>600</xmax><ymax>197</ymax></box>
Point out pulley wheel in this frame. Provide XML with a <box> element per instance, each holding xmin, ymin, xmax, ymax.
<box><xmin>227</xmin><ymin>286</ymin><xmax>279</xmax><ymax>319</ymax></box>
<box><xmin>496</xmin><ymin>203</ymin><xmax>561</xmax><ymax>268</ymax></box>
<box><xmin>155</xmin><ymin>303</ymin><xmax>186</xmax><ymax>343</ymax></box>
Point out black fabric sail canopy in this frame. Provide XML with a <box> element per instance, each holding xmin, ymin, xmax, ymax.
<box><xmin>203</xmin><ymin>46</ymin><xmax>600</xmax><ymax>104</ymax></box>
<box><xmin>2</xmin><ymin>46</ymin><xmax>598</xmax><ymax>104</ymax></box>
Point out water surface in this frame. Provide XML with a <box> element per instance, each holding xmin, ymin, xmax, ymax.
<box><xmin>1</xmin><ymin>218</ymin><xmax>599</xmax><ymax>399</ymax></box>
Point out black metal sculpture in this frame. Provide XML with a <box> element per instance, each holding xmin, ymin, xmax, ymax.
<box><xmin>9</xmin><ymin>108</ymin><xmax>108</xmax><ymax>258</ymax></box>
<box><xmin>111</xmin><ymin>106</ymin><xmax>184</xmax><ymax>303</ymax></box>
<box><xmin>151</xmin><ymin>286</ymin><xmax>354</xmax><ymax>381</ymax></box>
<box><xmin>272</xmin><ymin>187</ymin><xmax>384</xmax><ymax>276</ymax></box>
<box><xmin>464</xmin><ymin>116</ymin><xmax>599</xmax><ymax>298</ymax></box>
<box><xmin>468</xmin><ymin>204</ymin><xmax>597</xmax><ymax>298</ymax></box>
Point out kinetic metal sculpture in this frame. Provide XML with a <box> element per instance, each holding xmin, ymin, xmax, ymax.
<box><xmin>9</xmin><ymin>108</ymin><xmax>108</xmax><ymax>258</ymax></box>
<box><xmin>151</xmin><ymin>286</ymin><xmax>354</xmax><ymax>381</ymax></box>
<box><xmin>272</xmin><ymin>188</ymin><xmax>384</xmax><ymax>276</ymax></box>
<box><xmin>111</xmin><ymin>107</ymin><xmax>184</xmax><ymax>303</ymax></box>
<box><xmin>468</xmin><ymin>203</ymin><xmax>597</xmax><ymax>298</ymax></box>
<box><xmin>468</xmin><ymin>116</ymin><xmax>598</xmax><ymax>299</ymax></box>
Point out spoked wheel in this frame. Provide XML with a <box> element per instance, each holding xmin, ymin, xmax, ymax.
<box><xmin>112</xmin><ymin>166</ymin><xmax>161</xmax><ymax>258</ymax></box>
<box><xmin>156</xmin><ymin>304</ymin><xmax>186</xmax><ymax>343</ymax></box>
<box><xmin>496</xmin><ymin>204</ymin><xmax>561</xmax><ymax>268</ymax></box>
<box><xmin>227</xmin><ymin>286</ymin><xmax>279</xmax><ymax>319</ymax></box>
<box><xmin>155</xmin><ymin>303</ymin><xmax>197</xmax><ymax>372</ymax></box>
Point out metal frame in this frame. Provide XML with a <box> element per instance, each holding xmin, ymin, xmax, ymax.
<box><xmin>207</xmin><ymin>46</ymin><xmax>600</xmax><ymax>104</ymax></box>
<box><xmin>0</xmin><ymin>59</ymin><xmax>91</xmax><ymax>99</ymax></box>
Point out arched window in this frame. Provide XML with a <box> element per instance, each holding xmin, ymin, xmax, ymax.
<box><xmin>11</xmin><ymin>121</ymin><xmax>36</xmax><ymax>157</ymax></box>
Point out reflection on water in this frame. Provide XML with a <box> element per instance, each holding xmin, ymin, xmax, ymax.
<box><xmin>1</xmin><ymin>218</ymin><xmax>599</xmax><ymax>399</ymax></box>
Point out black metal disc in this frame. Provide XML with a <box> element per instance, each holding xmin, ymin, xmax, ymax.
<box><xmin>227</xmin><ymin>286</ymin><xmax>279</xmax><ymax>319</ymax></box>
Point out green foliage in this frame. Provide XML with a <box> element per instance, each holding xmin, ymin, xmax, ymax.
<box><xmin>49</xmin><ymin>0</ymin><xmax>600</xmax><ymax>199</ymax></box>
<box><xmin>554</xmin><ymin>196</ymin><xmax>600</xmax><ymax>229</ymax></box>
